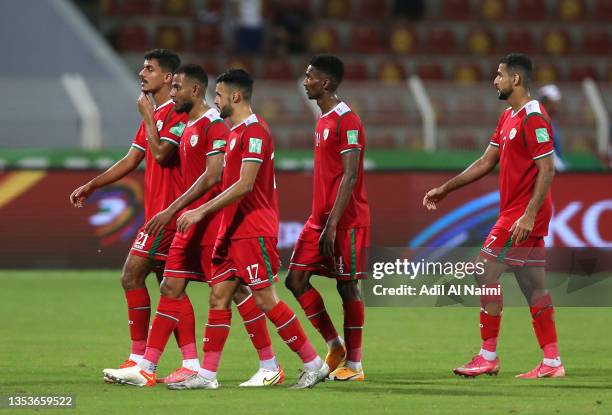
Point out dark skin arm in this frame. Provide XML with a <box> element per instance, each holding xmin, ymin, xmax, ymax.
<box><xmin>510</xmin><ymin>155</ymin><xmax>555</xmax><ymax>244</ymax></box>
<box><xmin>423</xmin><ymin>145</ymin><xmax>500</xmax><ymax>210</ymax></box>
<box><xmin>69</xmin><ymin>147</ymin><xmax>144</xmax><ymax>207</ymax></box>
<box><xmin>137</xmin><ymin>93</ymin><xmax>178</xmax><ymax>165</ymax></box>
<box><xmin>176</xmin><ymin>161</ymin><xmax>261</xmax><ymax>233</ymax></box>
<box><xmin>145</xmin><ymin>153</ymin><xmax>224</xmax><ymax>236</ymax></box>
<box><xmin>319</xmin><ymin>149</ymin><xmax>361</xmax><ymax>257</ymax></box>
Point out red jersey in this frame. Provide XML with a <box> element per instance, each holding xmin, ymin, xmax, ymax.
<box><xmin>179</xmin><ymin>108</ymin><xmax>229</xmax><ymax>244</ymax></box>
<box><xmin>217</xmin><ymin>113</ymin><xmax>279</xmax><ymax>240</ymax></box>
<box><xmin>131</xmin><ymin>100</ymin><xmax>188</xmax><ymax>229</ymax></box>
<box><xmin>308</xmin><ymin>101</ymin><xmax>370</xmax><ymax>230</ymax></box>
<box><xmin>490</xmin><ymin>100</ymin><xmax>554</xmax><ymax>236</ymax></box>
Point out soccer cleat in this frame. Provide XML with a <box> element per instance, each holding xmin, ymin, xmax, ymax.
<box><xmin>328</xmin><ymin>365</ymin><xmax>365</xmax><ymax>381</ymax></box>
<box><xmin>515</xmin><ymin>362</ymin><xmax>566</xmax><ymax>379</ymax></box>
<box><xmin>102</xmin><ymin>365</ymin><xmax>156</xmax><ymax>387</ymax></box>
<box><xmin>290</xmin><ymin>363</ymin><xmax>330</xmax><ymax>389</ymax></box>
<box><xmin>453</xmin><ymin>355</ymin><xmax>500</xmax><ymax>378</ymax></box>
<box><xmin>325</xmin><ymin>344</ymin><xmax>347</xmax><ymax>372</ymax></box>
<box><xmin>157</xmin><ymin>367</ymin><xmax>198</xmax><ymax>384</ymax></box>
<box><xmin>103</xmin><ymin>359</ymin><xmax>139</xmax><ymax>383</ymax></box>
<box><xmin>167</xmin><ymin>373</ymin><xmax>219</xmax><ymax>390</ymax></box>
<box><xmin>239</xmin><ymin>366</ymin><xmax>285</xmax><ymax>387</ymax></box>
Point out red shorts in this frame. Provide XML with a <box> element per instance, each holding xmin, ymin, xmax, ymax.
<box><xmin>129</xmin><ymin>225</ymin><xmax>175</xmax><ymax>262</ymax></box>
<box><xmin>210</xmin><ymin>237</ymin><xmax>280</xmax><ymax>290</ymax></box>
<box><xmin>480</xmin><ymin>226</ymin><xmax>546</xmax><ymax>267</ymax></box>
<box><xmin>289</xmin><ymin>225</ymin><xmax>369</xmax><ymax>280</ymax></box>
<box><xmin>163</xmin><ymin>223</ymin><xmax>215</xmax><ymax>282</ymax></box>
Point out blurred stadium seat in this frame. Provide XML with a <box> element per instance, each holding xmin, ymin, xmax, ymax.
<box><xmin>155</xmin><ymin>25</ymin><xmax>187</xmax><ymax>51</ymax></box>
<box><xmin>350</xmin><ymin>25</ymin><xmax>386</xmax><ymax>53</ymax></box>
<box><xmin>262</xmin><ymin>59</ymin><xmax>295</xmax><ymax>80</ymax></box>
<box><xmin>344</xmin><ymin>61</ymin><xmax>371</xmax><ymax>80</ymax></box>
<box><xmin>478</xmin><ymin>0</ymin><xmax>507</xmax><ymax>20</ymax></box>
<box><xmin>376</xmin><ymin>60</ymin><xmax>407</xmax><ymax>84</ymax></box>
<box><xmin>467</xmin><ymin>29</ymin><xmax>496</xmax><ymax>55</ymax></box>
<box><xmin>592</xmin><ymin>0</ymin><xmax>612</xmax><ymax>20</ymax></box>
<box><xmin>567</xmin><ymin>64</ymin><xmax>600</xmax><ymax>82</ymax></box>
<box><xmin>426</xmin><ymin>28</ymin><xmax>457</xmax><ymax>54</ymax></box>
<box><xmin>193</xmin><ymin>25</ymin><xmax>222</xmax><ymax>51</ymax></box>
<box><xmin>556</xmin><ymin>0</ymin><xmax>585</xmax><ymax>21</ymax></box>
<box><xmin>441</xmin><ymin>0</ymin><xmax>473</xmax><ymax>19</ymax></box>
<box><xmin>159</xmin><ymin>0</ymin><xmax>192</xmax><ymax>17</ymax></box>
<box><xmin>453</xmin><ymin>63</ymin><xmax>485</xmax><ymax>84</ymax></box>
<box><xmin>116</xmin><ymin>24</ymin><xmax>149</xmax><ymax>51</ymax></box>
<box><xmin>357</xmin><ymin>0</ymin><xmax>390</xmax><ymax>20</ymax></box>
<box><xmin>308</xmin><ymin>25</ymin><xmax>340</xmax><ymax>53</ymax></box>
<box><xmin>321</xmin><ymin>0</ymin><xmax>351</xmax><ymax>19</ymax></box>
<box><xmin>389</xmin><ymin>25</ymin><xmax>418</xmax><ymax>55</ymax></box>
<box><xmin>581</xmin><ymin>30</ymin><xmax>610</xmax><ymax>55</ymax></box>
<box><xmin>416</xmin><ymin>63</ymin><xmax>447</xmax><ymax>81</ymax></box>
<box><xmin>541</xmin><ymin>29</ymin><xmax>571</xmax><ymax>55</ymax></box>
<box><xmin>106</xmin><ymin>0</ymin><xmax>153</xmax><ymax>16</ymax></box>
<box><xmin>501</xmin><ymin>28</ymin><xmax>536</xmax><ymax>54</ymax></box>
<box><xmin>534</xmin><ymin>62</ymin><xmax>561</xmax><ymax>84</ymax></box>
<box><xmin>514</xmin><ymin>0</ymin><xmax>549</xmax><ymax>20</ymax></box>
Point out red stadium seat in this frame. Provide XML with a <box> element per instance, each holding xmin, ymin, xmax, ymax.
<box><xmin>308</xmin><ymin>26</ymin><xmax>340</xmax><ymax>53</ymax></box>
<box><xmin>357</xmin><ymin>0</ymin><xmax>390</xmax><ymax>19</ymax></box>
<box><xmin>452</xmin><ymin>63</ymin><xmax>484</xmax><ymax>84</ymax></box>
<box><xmin>225</xmin><ymin>58</ymin><xmax>255</xmax><ymax>75</ymax></box>
<box><xmin>321</xmin><ymin>0</ymin><xmax>351</xmax><ymax>19</ymax></box>
<box><xmin>193</xmin><ymin>25</ymin><xmax>222</xmax><ymax>51</ymax></box>
<box><xmin>478</xmin><ymin>0</ymin><xmax>507</xmax><ymax>20</ymax></box>
<box><xmin>343</xmin><ymin>61</ymin><xmax>370</xmax><ymax>80</ymax></box>
<box><xmin>541</xmin><ymin>29</ymin><xmax>571</xmax><ymax>55</ymax></box>
<box><xmin>555</xmin><ymin>0</ymin><xmax>585</xmax><ymax>20</ymax></box>
<box><xmin>159</xmin><ymin>0</ymin><xmax>192</xmax><ymax>16</ymax></box>
<box><xmin>501</xmin><ymin>29</ymin><xmax>535</xmax><ymax>54</ymax></box>
<box><xmin>567</xmin><ymin>65</ymin><xmax>600</xmax><ymax>82</ymax></box>
<box><xmin>466</xmin><ymin>29</ymin><xmax>496</xmax><ymax>55</ymax></box>
<box><xmin>425</xmin><ymin>28</ymin><xmax>457</xmax><ymax>54</ymax></box>
<box><xmin>581</xmin><ymin>30</ymin><xmax>611</xmax><ymax>55</ymax></box>
<box><xmin>416</xmin><ymin>63</ymin><xmax>447</xmax><ymax>80</ymax></box>
<box><xmin>376</xmin><ymin>61</ymin><xmax>407</xmax><ymax>85</ymax></box>
<box><xmin>389</xmin><ymin>25</ymin><xmax>418</xmax><ymax>55</ymax></box>
<box><xmin>205</xmin><ymin>0</ymin><xmax>224</xmax><ymax>13</ymax></box>
<box><xmin>116</xmin><ymin>24</ymin><xmax>150</xmax><ymax>51</ymax></box>
<box><xmin>349</xmin><ymin>26</ymin><xmax>386</xmax><ymax>53</ymax></box>
<box><xmin>515</xmin><ymin>0</ymin><xmax>549</xmax><ymax>20</ymax></box>
<box><xmin>441</xmin><ymin>0</ymin><xmax>473</xmax><ymax>19</ymax></box>
<box><xmin>262</xmin><ymin>59</ymin><xmax>295</xmax><ymax>80</ymax></box>
<box><xmin>534</xmin><ymin>63</ymin><xmax>561</xmax><ymax>84</ymax></box>
<box><xmin>196</xmin><ymin>60</ymin><xmax>219</xmax><ymax>78</ymax></box>
<box><xmin>107</xmin><ymin>0</ymin><xmax>154</xmax><ymax>16</ymax></box>
<box><xmin>593</xmin><ymin>0</ymin><xmax>612</xmax><ymax>20</ymax></box>
<box><xmin>155</xmin><ymin>25</ymin><xmax>186</xmax><ymax>51</ymax></box>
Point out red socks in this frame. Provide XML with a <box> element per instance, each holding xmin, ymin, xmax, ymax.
<box><xmin>480</xmin><ymin>283</ymin><xmax>503</xmax><ymax>352</ymax></box>
<box><xmin>174</xmin><ymin>294</ymin><xmax>197</xmax><ymax>360</ymax></box>
<box><xmin>530</xmin><ymin>294</ymin><xmax>559</xmax><ymax>359</ymax></box>
<box><xmin>125</xmin><ymin>288</ymin><xmax>151</xmax><ymax>355</ymax></box>
<box><xmin>266</xmin><ymin>301</ymin><xmax>317</xmax><ymax>364</ymax></box>
<box><xmin>201</xmin><ymin>309</ymin><xmax>232</xmax><ymax>372</ymax></box>
<box><xmin>343</xmin><ymin>300</ymin><xmax>364</xmax><ymax>363</ymax></box>
<box><xmin>297</xmin><ymin>288</ymin><xmax>339</xmax><ymax>342</ymax></box>
<box><xmin>236</xmin><ymin>295</ymin><xmax>274</xmax><ymax>360</ymax></box>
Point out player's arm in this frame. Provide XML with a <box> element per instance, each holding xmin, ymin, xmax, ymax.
<box><xmin>176</xmin><ymin>161</ymin><xmax>261</xmax><ymax>233</ymax></box>
<box><xmin>145</xmin><ymin>153</ymin><xmax>224</xmax><ymax>235</ymax></box>
<box><xmin>69</xmin><ymin>147</ymin><xmax>144</xmax><ymax>207</ymax></box>
<box><xmin>319</xmin><ymin>149</ymin><xmax>360</xmax><ymax>257</ymax></box>
<box><xmin>137</xmin><ymin>93</ymin><xmax>177</xmax><ymax>165</ymax></box>
<box><xmin>423</xmin><ymin>144</ymin><xmax>500</xmax><ymax>210</ymax></box>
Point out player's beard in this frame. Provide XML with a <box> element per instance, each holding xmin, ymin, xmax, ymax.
<box><xmin>175</xmin><ymin>100</ymin><xmax>193</xmax><ymax>114</ymax></box>
<box><xmin>219</xmin><ymin>103</ymin><xmax>233</xmax><ymax>119</ymax></box>
<box><xmin>497</xmin><ymin>86</ymin><xmax>513</xmax><ymax>100</ymax></box>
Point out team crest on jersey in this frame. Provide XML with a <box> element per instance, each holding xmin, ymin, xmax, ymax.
<box><xmin>229</xmin><ymin>138</ymin><xmax>236</xmax><ymax>151</ymax></box>
<box><xmin>509</xmin><ymin>128</ymin><xmax>517</xmax><ymax>140</ymax></box>
<box><xmin>323</xmin><ymin>128</ymin><xmax>329</xmax><ymax>141</ymax></box>
<box><xmin>156</xmin><ymin>120</ymin><xmax>164</xmax><ymax>131</ymax></box>
<box><xmin>190</xmin><ymin>135</ymin><xmax>199</xmax><ymax>147</ymax></box>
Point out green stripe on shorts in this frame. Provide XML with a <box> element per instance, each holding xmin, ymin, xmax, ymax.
<box><xmin>497</xmin><ymin>234</ymin><xmax>513</xmax><ymax>261</ymax></box>
<box><xmin>350</xmin><ymin>228</ymin><xmax>357</xmax><ymax>279</ymax></box>
<box><xmin>148</xmin><ymin>229</ymin><xmax>164</xmax><ymax>260</ymax></box>
<box><xmin>259</xmin><ymin>237</ymin><xmax>274</xmax><ymax>285</ymax></box>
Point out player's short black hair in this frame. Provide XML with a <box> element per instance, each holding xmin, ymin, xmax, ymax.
<box><xmin>176</xmin><ymin>64</ymin><xmax>209</xmax><ymax>90</ymax></box>
<box><xmin>499</xmin><ymin>53</ymin><xmax>532</xmax><ymax>87</ymax></box>
<box><xmin>216</xmin><ymin>68</ymin><xmax>254</xmax><ymax>100</ymax></box>
<box><xmin>309</xmin><ymin>55</ymin><xmax>344</xmax><ymax>90</ymax></box>
<box><xmin>144</xmin><ymin>49</ymin><xmax>181</xmax><ymax>73</ymax></box>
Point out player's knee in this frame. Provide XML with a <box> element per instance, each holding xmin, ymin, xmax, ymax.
<box><xmin>252</xmin><ymin>293</ymin><xmax>273</xmax><ymax>313</ymax></box>
<box><xmin>209</xmin><ymin>290</ymin><xmax>232</xmax><ymax>310</ymax></box>
<box><xmin>284</xmin><ymin>271</ymin><xmax>306</xmax><ymax>296</ymax></box>
<box><xmin>337</xmin><ymin>280</ymin><xmax>361</xmax><ymax>301</ymax></box>
<box><xmin>159</xmin><ymin>279</ymin><xmax>182</xmax><ymax>299</ymax></box>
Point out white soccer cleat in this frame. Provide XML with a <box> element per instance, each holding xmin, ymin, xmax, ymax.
<box><xmin>291</xmin><ymin>363</ymin><xmax>330</xmax><ymax>389</ymax></box>
<box><xmin>166</xmin><ymin>373</ymin><xmax>219</xmax><ymax>390</ymax></box>
<box><xmin>102</xmin><ymin>365</ymin><xmax>156</xmax><ymax>387</ymax></box>
<box><xmin>239</xmin><ymin>366</ymin><xmax>285</xmax><ymax>387</ymax></box>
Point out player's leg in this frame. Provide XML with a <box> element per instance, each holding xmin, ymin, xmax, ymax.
<box><xmin>514</xmin><ymin>265</ymin><xmax>565</xmax><ymax>378</ymax></box>
<box><xmin>232</xmin><ymin>285</ymin><xmax>284</xmax><ymax>386</ymax></box>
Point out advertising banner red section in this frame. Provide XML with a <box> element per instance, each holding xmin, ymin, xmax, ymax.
<box><xmin>0</xmin><ymin>171</ymin><xmax>610</xmax><ymax>268</ymax></box>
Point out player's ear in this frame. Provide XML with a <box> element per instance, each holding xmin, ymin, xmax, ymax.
<box><xmin>231</xmin><ymin>90</ymin><xmax>241</xmax><ymax>104</ymax></box>
<box><xmin>163</xmin><ymin>72</ymin><xmax>173</xmax><ymax>84</ymax></box>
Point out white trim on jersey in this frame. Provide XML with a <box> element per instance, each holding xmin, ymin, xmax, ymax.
<box><xmin>160</xmin><ymin>137</ymin><xmax>179</xmax><ymax>146</ymax></box>
<box><xmin>533</xmin><ymin>149</ymin><xmax>555</xmax><ymax>160</ymax></box>
<box><xmin>231</xmin><ymin>113</ymin><xmax>258</xmax><ymax>131</ymax></box>
<box><xmin>511</xmin><ymin>100</ymin><xmax>540</xmax><ymax>118</ymax></box>
<box><xmin>156</xmin><ymin>100</ymin><xmax>173</xmax><ymax>111</ymax></box>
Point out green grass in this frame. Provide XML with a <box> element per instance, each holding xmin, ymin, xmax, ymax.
<box><xmin>0</xmin><ymin>270</ymin><xmax>610</xmax><ymax>414</ymax></box>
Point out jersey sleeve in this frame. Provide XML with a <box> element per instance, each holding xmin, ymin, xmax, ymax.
<box><xmin>205</xmin><ymin>121</ymin><xmax>229</xmax><ymax>156</ymax></box>
<box><xmin>131</xmin><ymin>123</ymin><xmax>146</xmax><ymax>152</ymax></box>
<box><xmin>241</xmin><ymin>123</ymin><xmax>270</xmax><ymax>164</ymax></box>
<box><xmin>489</xmin><ymin>113</ymin><xmax>504</xmax><ymax>148</ymax></box>
<box><xmin>337</xmin><ymin>113</ymin><xmax>364</xmax><ymax>154</ymax></box>
<box><xmin>523</xmin><ymin>115</ymin><xmax>554</xmax><ymax>160</ymax></box>
<box><xmin>159</xmin><ymin>112</ymin><xmax>186</xmax><ymax>146</ymax></box>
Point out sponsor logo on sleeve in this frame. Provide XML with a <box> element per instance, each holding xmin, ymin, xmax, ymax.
<box><xmin>347</xmin><ymin>130</ymin><xmax>359</xmax><ymax>145</ymax></box>
<box><xmin>169</xmin><ymin>122</ymin><xmax>186</xmax><ymax>137</ymax></box>
<box><xmin>213</xmin><ymin>139</ymin><xmax>226</xmax><ymax>149</ymax></box>
<box><xmin>249</xmin><ymin>138</ymin><xmax>263</xmax><ymax>154</ymax></box>
<box><xmin>535</xmin><ymin>128</ymin><xmax>550</xmax><ymax>143</ymax></box>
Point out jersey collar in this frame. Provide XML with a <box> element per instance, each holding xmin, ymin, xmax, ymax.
<box><xmin>510</xmin><ymin>99</ymin><xmax>537</xmax><ymax>118</ymax></box>
<box><xmin>320</xmin><ymin>101</ymin><xmax>346</xmax><ymax>118</ymax></box>
<box><xmin>187</xmin><ymin>108</ymin><xmax>219</xmax><ymax>127</ymax></box>
<box><xmin>231</xmin><ymin>113</ymin><xmax>258</xmax><ymax>131</ymax></box>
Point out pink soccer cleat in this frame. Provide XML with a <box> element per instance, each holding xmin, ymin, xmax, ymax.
<box><xmin>453</xmin><ymin>355</ymin><xmax>500</xmax><ymax>378</ymax></box>
<box><xmin>515</xmin><ymin>362</ymin><xmax>565</xmax><ymax>379</ymax></box>
<box><xmin>157</xmin><ymin>367</ymin><xmax>198</xmax><ymax>384</ymax></box>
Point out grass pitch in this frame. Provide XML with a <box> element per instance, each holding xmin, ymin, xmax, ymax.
<box><xmin>0</xmin><ymin>270</ymin><xmax>610</xmax><ymax>414</ymax></box>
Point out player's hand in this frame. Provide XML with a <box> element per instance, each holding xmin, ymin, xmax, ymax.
<box><xmin>145</xmin><ymin>209</ymin><xmax>173</xmax><ymax>236</ymax></box>
<box><xmin>137</xmin><ymin>92</ymin><xmax>155</xmax><ymax>120</ymax></box>
<box><xmin>69</xmin><ymin>183</ymin><xmax>94</xmax><ymax>208</ymax></box>
<box><xmin>510</xmin><ymin>214</ymin><xmax>534</xmax><ymax>245</ymax></box>
<box><xmin>423</xmin><ymin>187</ymin><xmax>448</xmax><ymax>210</ymax></box>
<box><xmin>319</xmin><ymin>224</ymin><xmax>336</xmax><ymax>258</ymax></box>
<box><xmin>176</xmin><ymin>208</ymin><xmax>206</xmax><ymax>233</ymax></box>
